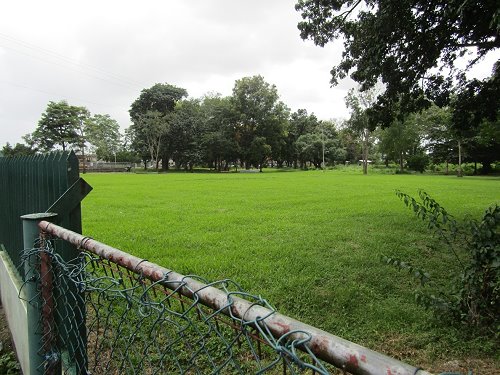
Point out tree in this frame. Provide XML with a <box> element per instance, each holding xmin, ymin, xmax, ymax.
<box><xmin>247</xmin><ymin>137</ymin><xmax>272</xmax><ymax>172</ymax></box>
<box><xmin>86</xmin><ymin>114</ymin><xmax>122</xmax><ymax>161</ymax></box>
<box><xmin>345</xmin><ymin>87</ymin><xmax>379</xmax><ymax>174</ymax></box>
<box><xmin>125</xmin><ymin>126</ymin><xmax>150</xmax><ymax>169</ymax></box>
<box><xmin>378</xmin><ymin>115</ymin><xmax>424</xmax><ymax>172</ymax></box>
<box><xmin>231</xmin><ymin>76</ymin><xmax>288</xmax><ymax>168</ymax></box>
<box><xmin>129</xmin><ymin>83</ymin><xmax>188</xmax><ymax>122</ymax></box>
<box><xmin>451</xmin><ymin>67</ymin><xmax>500</xmax><ymax>175</ymax></box>
<box><xmin>129</xmin><ymin>83</ymin><xmax>188</xmax><ymax>169</ymax></box>
<box><xmin>199</xmin><ymin>94</ymin><xmax>240</xmax><ymax>171</ymax></box>
<box><xmin>32</xmin><ymin>101</ymin><xmax>85</xmax><ymax>151</ymax></box>
<box><xmin>1</xmin><ymin>142</ymin><xmax>36</xmax><ymax>157</ymax></box>
<box><xmin>296</xmin><ymin>0</ymin><xmax>499</xmax><ymax>125</ymax></box>
<box><xmin>296</xmin><ymin>130</ymin><xmax>346</xmax><ymax>169</ymax></box>
<box><xmin>285</xmin><ymin>109</ymin><xmax>320</xmax><ymax>168</ymax></box>
<box><xmin>131</xmin><ymin>110</ymin><xmax>169</xmax><ymax>170</ymax></box>
<box><xmin>167</xmin><ymin>99</ymin><xmax>204</xmax><ymax>171</ymax></box>
<box><xmin>72</xmin><ymin>106</ymin><xmax>91</xmax><ymax>173</ymax></box>
<box><xmin>421</xmin><ymin>105</ymin><xmax>455</xmax><ymax>174</ymax></box>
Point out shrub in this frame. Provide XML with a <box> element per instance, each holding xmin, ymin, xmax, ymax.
<box><xmin>407</xmin><ymin>154</ymin><xmax>430</xmax><ymax>173</ymax></box>
<box><xmin>0</xmin><ymin>352</ymin><xmax>20</xmax><ymax>374</ymax></box>
<box><xmin>383</xmin><ymin>190</ymin><xmax>499</xmax><ymax>335</ymax></box>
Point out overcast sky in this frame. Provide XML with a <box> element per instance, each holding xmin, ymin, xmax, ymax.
<box><xmin>1</xmin><ymin>0</ymin><xmax>498</xmax><ymax>146</ymax></box>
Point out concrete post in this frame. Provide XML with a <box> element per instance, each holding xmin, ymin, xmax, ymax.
<box><xmin>21</xmin><ymin>213</ymin><xmax>58</xmax><ymax>375</ymax></box>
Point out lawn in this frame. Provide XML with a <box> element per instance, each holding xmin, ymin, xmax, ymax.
<box><xmin>81</xmin><ymin>168</ymin><xmax>499</xmax><ymax>373</ymax></box>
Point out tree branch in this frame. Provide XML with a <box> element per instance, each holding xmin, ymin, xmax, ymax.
<box><xmin>335</xmin><ymin>0</ymin><xmax>364</xmax><ymax>22</ymax></box>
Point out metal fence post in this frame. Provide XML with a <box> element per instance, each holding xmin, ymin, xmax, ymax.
<box><xmin>22</xmin><ymin>213</ymin><xmax>58</xmax><ymax>375</ymax></box>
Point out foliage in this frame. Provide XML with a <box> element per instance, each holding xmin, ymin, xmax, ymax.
<box><xmin>295</xmin><ymin>132</ymin><xmax>345</xmax><ymax>168</ymax></box>
<box><xmin>0</xmin><ymin>352</ymin><xmax>20</xmax><ymax>374</ymax></box>
<box><xmin>199</xmin><ymin>94</ymin><xmax>239</xmax><ymax>171</ymax></box>
<box><xmin>85</xmin><ymin>114</ymin><xmax>122</xmax><ymax>161</ymax></box>
<box><xmin>296</xmin><ymin>0</ymin><xmax>499</xmax><ymax>125</ymax></box>
<box><xmin>129</xmin><ymin>83</ymin><xmax>188</xmax><ymax>168</ymax></box>
<box><xmin>406</xmin><ymin>154</ymin><xmax>429</xmax><ymax>173</ymax></box>
<box><xmin>421</xmin><ymin>105</ymin><xmax>455</xmax><ymax>168</ymax></box>
<box><xmin>32</xmin><ymin>100</ymin><xmax>88</xmax><ymax>152</ymax></box>
<box><xmin>247</xmin><ymin>136</ymin><xmax>272</xmax><ymax>172</ymax></box>
<box><xmin>378</xmin><ymin>114</ymin><xmax>425</xmax><ymax>172</ymax></box>
<box><xmin>129</xmin><ymin>83</ymin><xmax>188</xmax><ymax>122</ymax></box>
<box><xmin>168</xmin><ymin>99</ymin><xmax>204</xmax><ymax>170</ymax></box>
<box><xmin>231</xmin><ymin>75</ymin><xmax>289</xmax><ymax>168</ymax></box>
<box><xmin>388</xmin><ymin>190</ymin><xmax>500</xmax><ymax>333</ymax></box>
<box><xmin>285</xmin><ymin>109</ymin><xmax>321</xmax><ymax>168</ymax></box>
<box><xmin>131</xmin><ymin>111</ymin><xmax>169</xmax><ymax>169</ymax></box>
<box><xmin>1</xmin><ymin>142</ymin><xmax>36</xmax><ymax>157</ymax></box>
<box><xmin>345</xmin><ymin>86</ymin><xmax>379</xmax><ymax>173</ymax></box>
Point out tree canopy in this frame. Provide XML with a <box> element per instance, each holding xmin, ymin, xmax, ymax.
<box><xmin>296</xmin><ymin>0</ymin><xmax>499</xmax><ymax>124</ymax></box>
<box><xmin>32</xmin><ymin>100</ymin><xmax>87</xmax><ymax>152</ymax></box>
<box><xmin>129</xmin><ymin>83</ymin><xmax>188</xmax><ymax>122</ymax></box>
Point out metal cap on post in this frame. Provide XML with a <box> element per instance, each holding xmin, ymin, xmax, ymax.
<box><xmin>21</xmin><ymin>212</ymin><xmax>58</xmax><ymax>375</ymax></box>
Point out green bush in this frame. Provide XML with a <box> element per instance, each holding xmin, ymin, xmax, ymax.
<box><xmin>407</xmin><ymin>154</ymin><xmax>430</xmax><ymax>173</ymax></box>
<box><xmin>0</xmin><ymin>352</ymin><xmax>20</xmax><ymax>374</ymax></box>
<box><xmin>384</xmin><ymin>190</ymin><xmax>499</xmax><ymax>335</ymax></box>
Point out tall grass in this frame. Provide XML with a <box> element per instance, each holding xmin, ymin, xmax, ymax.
<box><xmin>81</xmin><ymin>170</ymin><xmax>499</xmax><ymax>369</ymax></box>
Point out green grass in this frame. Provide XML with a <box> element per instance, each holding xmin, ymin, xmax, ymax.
<box><xmin>81</xmin><ymin>169</ymin><xmax>499</xmax><ymax>371</ymax></box>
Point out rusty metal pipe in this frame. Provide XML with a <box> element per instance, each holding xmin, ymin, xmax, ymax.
<box><xmin>39</xmin><ymin>220</ymin><xmax>432</xmax><ymax>375</ymax></box>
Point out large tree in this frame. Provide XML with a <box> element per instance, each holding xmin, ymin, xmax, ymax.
<box><xmin>86</xmin><ymin>114</ymin><xmax>122</xmax><ymax>161</ymax></box>
<box><xmin>199</xmin><ymin>94</ymin><xmax>240</xmax><ymax>171</ymax></box>
<box><xmin>378</xmin><ymin>112</ymin><xmax>426</xmax><ymax>172</ymax></box>
<box><xmin>421</xmin><ymin>105</ymin><xmax>455</xmax><ymax>174</ymax></box>
<box><xmin>285</xmin><ymin>109</ymin><xmax>320</xmax><ymax>168</ymax></box>
<box><xmin>129</xmin><ymin>83</ymin><xmax>187</xmax><ymax>169</ymax></box>
<box><xmin>231</xmin><ymin>75</ymin><xmax>288</xmax><ymax>168</ymax></box>
<box><xmin>296</xmin><ymin>0</ymin><xmax>499</xmax><ymax>124</ymax></box>
<box><xmin>167</xmin><ymin>99</ymin><xmax>204</xmax><ymax>171</ymax></box>
<box><xmin>345</xmin><ymin>87</ymin><xmax>379</xmax><ymax>174</ymax></box>
<box><xmin>129</xmin><ymin>83</ymin><xmax>188</xmax><ymax>122</ymax></box>
<box><xmin>32</xmin><ymin>101</ymin><xmax>87</xmax><ymax>151</ymax></box>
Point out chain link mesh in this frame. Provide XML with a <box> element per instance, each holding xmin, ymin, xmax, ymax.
<box><xmin>20</xmin><ymin>238</ymin><xmax>336</xmax><ymax>374</ymax></box>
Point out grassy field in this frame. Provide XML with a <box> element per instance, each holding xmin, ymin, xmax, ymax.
<box><xmin>81</xmin><ymin>168</ymin><xmax>499</xmax><ymax>373</ymax></box>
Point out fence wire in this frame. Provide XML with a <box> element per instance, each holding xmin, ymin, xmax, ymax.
<box><xmin>19</xmin><ymin>238</ymin><xmax>335</xmax><ymax>375</ymax></box>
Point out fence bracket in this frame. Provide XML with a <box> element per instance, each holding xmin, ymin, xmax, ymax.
<box><xmin>45</xmin><ymin>178</ymin><xmax>92</xmax><ymax>216</ymax></box>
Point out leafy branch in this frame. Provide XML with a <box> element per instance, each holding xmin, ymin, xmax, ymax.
<box><xmin>386</xmin><ymin>190</ymin><xmax>499</xmax><ymax>334</ymax></box>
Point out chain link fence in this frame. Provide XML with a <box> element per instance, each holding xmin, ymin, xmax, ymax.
<box><xmin>17</xmin><ymin>219</ymin><xmax>431</xmax><ymax>375</ymax></box>
<box><xmin>20</xmin><ymin>239</ymin><xmax>333</xmax><ymax>374</ymax></box>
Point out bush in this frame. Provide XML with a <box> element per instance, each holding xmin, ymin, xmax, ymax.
<box><xmin>383</xmin><ymin>190</ymin><xmax>499</xmax><ymax>335</ymax></box>
<box><xmin>407</xmin><ymin>154</ymin><xmax>430</xmax><ymax>173</ymax></box>
<box><xmin>0</xmin><ymin>352</ymin><xmax>20</xmax><ymax>374</ymax></box>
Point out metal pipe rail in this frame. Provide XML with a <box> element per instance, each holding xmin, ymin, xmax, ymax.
<box><xmin>39</xmin><ymin>220</ymin><xmax>432</xmax><ymax>375</ymax></box>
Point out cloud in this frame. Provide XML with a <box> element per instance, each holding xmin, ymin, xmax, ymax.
<box><xmin>0</xmin><ymin>1</ymin><xmax>357</xmax><ymax>145</ymax></box>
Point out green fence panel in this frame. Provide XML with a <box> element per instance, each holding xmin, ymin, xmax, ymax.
<box><xmin>0</xmin><ymin>151</ymin><xmax>80</xmax><ymax>274</ymax></box>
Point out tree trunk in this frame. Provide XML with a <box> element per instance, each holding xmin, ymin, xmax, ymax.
<box><xmin>445</xmin><ymin>160</ymin><xmax>449</xmax><ymax>175</ymax></box>
<box><xmin>362</xmin><ymin>140</ymin><xmax>368</xmax><ymax>175</ymax></box>
<box><xmin>81</xmin><ymin>144</ymin><xmax>86</xmax><ymax>174</ymax></box>
<box><xmin>457</xmin><ymin>140</ymin><xmax>463</xmax><ymax>177</ymax></box>
<box><xmin>399</xmin><ymin>152</ymin><xmax>404</xmax><ymax>173</ymax></box>
<box><xmin>362</xmin><ymin>130</ymin><xmax>369</xmax><ymax>175</ymax></box>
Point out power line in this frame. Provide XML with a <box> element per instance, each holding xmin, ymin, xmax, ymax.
<box><xmin>0</xmin><ymin>78</ymin><xmax>105</xmax><ymax>107</ymax></box>
<box><xmin>0</xmin><ymin>32</ymin><xmax>145</xmax><ymax>91</ymax></box>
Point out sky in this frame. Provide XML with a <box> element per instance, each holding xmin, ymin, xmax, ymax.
<box><xmin>0</xmin><ymin>0</ymin><xmax>498</xmax><ymax>146</ymax></box>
